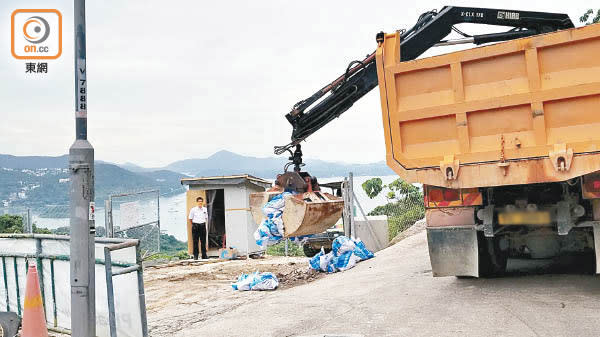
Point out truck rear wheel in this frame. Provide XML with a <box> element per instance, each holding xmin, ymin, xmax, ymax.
<box><xmin>478</xmin><ymin>235</ymin><xmax>508</xmax><ymax>277</ymax></box>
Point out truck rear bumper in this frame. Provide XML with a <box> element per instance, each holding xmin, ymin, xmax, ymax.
<box><xmin>427</xmin><ymin>226</ymin><xmax>478</xmax><ymax>277</ymax></box>
<box><xmin>426</xmin><ymin>207</ymin><xmax>475</xmax><ymax>227</ymax></box>
<box><xmin>428</xmin><ymin>222</ymin><xmax>600</xmax><ymax>275</ymax></box>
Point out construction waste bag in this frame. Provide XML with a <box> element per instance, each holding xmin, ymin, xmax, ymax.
<box><xmin>232</xmin><ymin>272</ymin><xmax>279</xmax><ymax>291</ymax></box>
<box><xmin>254</xmin><ymin>192</ymin><xmax>292</xmax><ymax>246</ymax></box>
<box><xmin>254</xmin><ymin>192</ymin><xmax>290</xmax><ymax>246</ymax></box>
<box><xmin>309</xmin><ymin>236</ymin><xmax>374</xmax><ymax>273</ymax></box>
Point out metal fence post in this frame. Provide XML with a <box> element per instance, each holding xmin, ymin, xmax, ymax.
<box><xmin>35</xmin><ymin>238</ymin><xmax>46</xmax><ymax>312</ymax></box>
<box><xmin>106</xmin><ymin>196</ymin><xmax>115</xmax><ymax>238</ymax></box>
<box><xmin>105</xmin><ymin>241</ymin><xmax>148</xmax><ymax>337</ymax></box>
<box><xmin>104</xmin><ymin>247</ymin><xmax>117</xmax><ymax>337</ymax></box>
<box><xmin>50</xmin><ymin>259</ymin><xmax>58</xmax><ymax>328</ymax></box>
<box><xmin>342</xmin><ymin>178</ymin><xmax>351</xmax><ymax>238</ymax></box>
<box><xmin>104</xmin><ymin>200</ymin><xmax>109</xmax><ymax>236</ymax></box>
<box><xmin>348</xmin><ymin>172</ymin><xmax>356</xmax><ymax>239</ymax></box>
<box><xmin>135</xmin><ymin>245</ymin><xmax>149</xmax><ymax>337</ymax></box>
<box><xmin>157</xmin><ymin>190</ymin><xmax>161</xmax><ymax>253</ymax></box>
<box><xmin>27</xmin><ymin>209</ymin><xmax>32</xmax><ymax>233</ymax></box>
<box><xmin>13</xmin><ymin>258</ymin><xmax>20</xmax><ymax>316</ymax></box>
<box><xmin>2</xmin><ymin>257</ymin><xmax>9</xmax><ymax>312</ymax></box>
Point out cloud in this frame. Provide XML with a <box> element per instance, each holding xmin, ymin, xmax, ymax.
<box><xmin>0</xmin><ymin>0</ymin><xmax>589</xmax><ymax>167</ymax></box>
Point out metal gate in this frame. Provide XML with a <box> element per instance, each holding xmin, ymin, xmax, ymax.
<box><xmin>105</xmin><ymin>190</ymin><xmax>160</xmax><ymax>257</ymax></box>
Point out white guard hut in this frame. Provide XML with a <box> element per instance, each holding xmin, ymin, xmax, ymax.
<box><xmin>181</xmin><ymin>175</ymin><xmax>272</xmax><ymax>257</ymax></box>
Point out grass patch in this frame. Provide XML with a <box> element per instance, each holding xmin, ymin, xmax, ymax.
<box><xmin>144</xmin><ymin>250</ymin><xmax>189</xmax><ymax>261</ymax></box>
<box><xmin>266</xmin><ymin>240</ymin><xmax>305</xmax><ymax>257</ymax></box>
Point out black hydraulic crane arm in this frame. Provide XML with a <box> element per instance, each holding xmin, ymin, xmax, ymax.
<box><xmin>275</xmin><ymin>6</ymin><xmax>574</xmax><ymax>157</ymax></box>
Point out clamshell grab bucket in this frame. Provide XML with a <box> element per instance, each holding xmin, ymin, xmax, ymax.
<box><xmin>249</xmin><ymin>191</ymin><xmax>344</xmax><ymax>237</ymax></box>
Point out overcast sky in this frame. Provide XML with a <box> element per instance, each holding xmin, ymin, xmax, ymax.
<box><xmin>0</xmin><ymin>1</ymin><xmax>592</xmax><ymax>167</ymax></box>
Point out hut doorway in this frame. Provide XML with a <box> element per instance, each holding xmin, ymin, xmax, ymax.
<box><xmin>206</xmin><ymin>189</ymin><xmax>226</xmax><ymax>249</ymax></box>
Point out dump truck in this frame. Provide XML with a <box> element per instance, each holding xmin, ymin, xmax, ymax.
<box><xmin>267</xmin><ymin>6</ymin><xmax>600</xmax><ymax>277</ymax></box>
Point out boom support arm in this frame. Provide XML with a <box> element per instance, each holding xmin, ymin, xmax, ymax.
<box><xmin>275</xmin><ymin>6</ymin><xmax>573</xmax><ymax>156</ymax></box>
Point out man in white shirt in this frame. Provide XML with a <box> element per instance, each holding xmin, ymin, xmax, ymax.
<box><xmin>188</xmin><ymin>196</ymin><xmax>209</xmax><ymax>259</ymax></box>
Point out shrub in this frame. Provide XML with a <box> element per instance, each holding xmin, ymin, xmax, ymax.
<box><xmin>362</xmin><ymin>178</ymin><xmax>425</xmax><ymax>240</ymax></box>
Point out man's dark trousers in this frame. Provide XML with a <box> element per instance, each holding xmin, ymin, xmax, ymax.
<box><xmin>192</xmin><ymin>222</ymin><xmax>208</xmax><ymax>259</ymax></box>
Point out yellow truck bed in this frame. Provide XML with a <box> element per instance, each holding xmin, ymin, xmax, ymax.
<box><xmin>376</xmin><ymin>23</ymin><xmax>600</xmax><ymax>188</ymax></box>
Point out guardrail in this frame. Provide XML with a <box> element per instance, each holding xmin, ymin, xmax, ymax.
<box><xmin>0</xmin><ymin>233</ymin><xmax>145</xmax><ymax>336</ymax></box>
<box><xmin>104</xmin><ymin>240</ymin><xmax>148</xmax><ymax>337</ymax></box>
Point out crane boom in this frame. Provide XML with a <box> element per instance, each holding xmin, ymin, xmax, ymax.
<box><xmin>275</xmin><ymin>6</ymin><xmax>574</xmax><ymax>161</ymax></box>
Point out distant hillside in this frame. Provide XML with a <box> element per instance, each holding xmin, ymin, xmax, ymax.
<box><xmin>0</xmin><ymin>154</ymin><xmax>111</xmax><ymax>169</ymax></box>
<box><xmin>165</xmin><ymin>150</ymin><xmax>394</xmax><ymax>178</ymax></box>
<box><xmin>139</xmin><ymin>170</ymin><xmax>186</xmax><ymax>186</ymax></box>
<box><xmin>93</xmin><ymin>164</ymin><xmax>186</xmax><ymax>201</ymax></box>
<box><xmin>120</xmin><ymin>162</ymin><xmax>156</xmax><ymax>173</ymax></box>
<box><xmin>165</xmin><ymin>150</ymin><xmax>286</xmax><ymax>176</ymax></box>
<box><xmin>0</xmin><ymin>156</ymin><xmax>187</xmax><ymax>210</ymax></box>
<box><xmin>0</xmin><ymin>154</ymin><xmax>68</xmax><ymax>169</ymax></box>
<box><xmin>0</xmin><ymin>151</ymin><xmax>394</xmax><ymax>179</ymax></box>
<box><xmin>0</xmin><ymin>150</ymin><xmax>394</xmax><ymax>211</ymax></box>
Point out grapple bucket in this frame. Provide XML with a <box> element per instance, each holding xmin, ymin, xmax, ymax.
<box><xmin>249</xmin><ymin>191</ymin><xmax>344</xmax><ymax>237</ymax></box>
<box><xmin>283</xmin><ymin>192</ymin><xmax>344</xmax><ymax>237</ymax></box>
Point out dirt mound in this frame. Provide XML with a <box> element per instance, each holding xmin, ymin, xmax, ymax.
<box><xmin>277</xmin><ymin>267</ymin><xmax>322</xmax><ymax>288</ymax></box>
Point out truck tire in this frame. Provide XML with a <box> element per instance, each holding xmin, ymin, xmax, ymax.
<box><xmin>478</xmin><ymin>235</ymin><xmax>508</xmax><ymax>277</ymax></box>
<box><xmin>303</xmin><ymin>244</ymin><xmax>321</xmax><ymax>257</ymax></box>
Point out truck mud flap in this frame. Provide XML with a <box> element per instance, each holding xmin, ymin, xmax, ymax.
<box><xmin>427</xmin><ymin>226</ymin><xmax>478</xmax><ymax>277</ymax></box>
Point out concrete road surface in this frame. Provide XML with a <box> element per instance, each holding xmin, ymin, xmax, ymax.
<box><xmin>179</xmin><ymin>230</ymin><xmax>600</xmax><ymax>337</ymax></box>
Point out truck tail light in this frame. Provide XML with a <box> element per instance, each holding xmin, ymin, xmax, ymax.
<box><xmin>425</xmin><ymin>185</ymin><xmax>482</xmax><ymax>208</ymax></box>
<box><xmin>443</xmin><ymin>189</ymin><xmax>460</xmax><ymax>201</ymax></box>
<box><xmin>583</xmin><ymin>172</ymin><xmax>600</xmax><ymax>198</ymax></box>
<box><xmin>426</xmin><ymin>186</ymin><xmax>460</xmax><ymax>202</ymax></box>
<box><xmin>427</xmin><ymin>188</ymin><xmax>444</xmax><ymax>202</ymax></box>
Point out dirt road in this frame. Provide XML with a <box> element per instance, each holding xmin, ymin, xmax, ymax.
<box><xmin>146</xmin><ymin>227</ymin><xmax>600</xmax><ymax>337</ymax></box>
<box><xmin>145</xmin><ymin>255</ymin><xmax>322</xmax><ymax>336</ymax></box>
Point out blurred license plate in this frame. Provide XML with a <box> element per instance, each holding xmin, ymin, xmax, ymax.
<box><xmin>498</xmin><ymin>211</ymin><xmax>551</xmax><ymax>225</ymax></box>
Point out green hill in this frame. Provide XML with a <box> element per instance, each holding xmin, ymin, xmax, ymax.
<box><xmin>0</xmin><ymin>163</ymin><xmax>186</xmax><ymax>212</ymax></box>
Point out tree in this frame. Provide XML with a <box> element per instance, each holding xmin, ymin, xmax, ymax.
<box><xmin>160</xmin><ymin>233</ymin><xmax>187</xmax><ymax>254</ymax></box>
<box><xmin>0</xmin><ymin>214</ymin><xmax>24</xmax><ymax>233</ymax></box>
<box><xmin>0</xmin><ymin>214</ymin><xmax>57</xmax><ymax>234</ymax></box>
<box><xmin>580</xmin><ymin>9</ymin><xmax>600</xmax><ymax>25</ymax></box>
<box><xmin>362</xmin><ymin>178</ymin><xmax>425</xmax><ymax>240</ymax></box>
<box><xmin>362</xmin><ymin>178</ymin><xmax>383</xmax><ymax>199</ymax></box>
<box><xmin>33</xmin><ymin>225</ymin><xmax>52</xmax><ymax>234</ymax></box>
<box><xmin>52</xmin><ymin>226</ymin><xmax>70</xmax><ymax>235</ymax></box>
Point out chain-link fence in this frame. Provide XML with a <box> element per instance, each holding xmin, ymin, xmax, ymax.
<box><xmin>1</xmin><ymin>204</ymin><xmax>112</xmax><ymax>237</ymax></box>
<box><xmin>106</xmin><ymin>190</ymin><xmax>160</xmax><ymax>257</ymax></box>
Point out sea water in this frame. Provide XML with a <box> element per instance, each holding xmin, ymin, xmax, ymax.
<box><xmin>31</xmin><ymin>175</ymin><xmax>401</xmax><ymax>241</ymax></box>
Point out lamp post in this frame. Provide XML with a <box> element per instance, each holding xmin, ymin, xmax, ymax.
<box><xmin>69</xmin><ymin>0</ymin><xmax>96</xmax><ymax>336</ymax></box>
